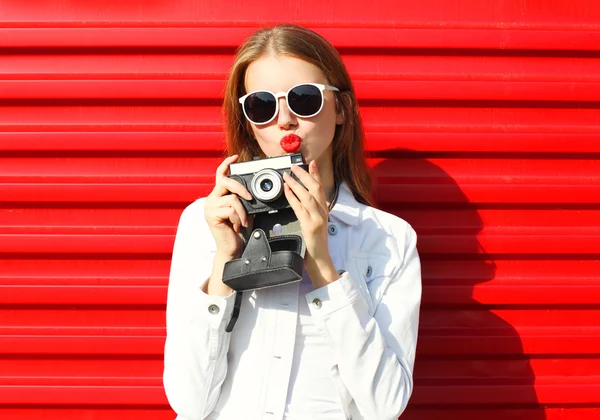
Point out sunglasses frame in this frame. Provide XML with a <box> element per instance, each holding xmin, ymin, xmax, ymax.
<box><xmin>238</xmin><ymin>82</ymin><xmax>340</xmax><ymax>125</ymax></box>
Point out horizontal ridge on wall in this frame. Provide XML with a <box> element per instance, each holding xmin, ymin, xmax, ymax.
<box><xmin>1</xmin><ymin>26</ymin><xmax>600</xmax><ymax>50</ymax></box>
<box><xmin>3</xmin><ymin>80</ymin><xmax>600</xmax><ymax>102</ymax></box>
<box><xmin>1</xmin><ymin>260</ymin><xmax>599</xmax><ymax>305</ymax></box>
<box><xmin>2</xmin><ymin>132</ymin><xmax>600</xmax><ymax>153</ymax></box>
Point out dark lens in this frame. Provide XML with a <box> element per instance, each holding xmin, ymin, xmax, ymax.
<box><xmin>288</xmin><ymin>84</ymin><xmax>322</xmax><ymax>117</ymax></box>
<box><xmin>260</xmin><ymin>179</ymin><xmax>273</xmax><ymax>192</ymax></box>
<box><xmin>244</xmin><ymin>92</ymin><xmax>276</xmax><ymax>124</ymax></box>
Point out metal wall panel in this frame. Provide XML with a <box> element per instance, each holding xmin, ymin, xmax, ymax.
<box><xmin>1</xmin><ymin>1</ymin><xmax>599</xmax><ymax>418</ymax></box>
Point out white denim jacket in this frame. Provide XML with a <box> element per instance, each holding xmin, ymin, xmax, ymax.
<box><xmin>163</xmin><ymin>182</ymin><xmax>422</xmax><ymax>420</ymax></box>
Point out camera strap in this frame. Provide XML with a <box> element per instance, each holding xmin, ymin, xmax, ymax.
<box><xmin>225</xmin><ymin>290</ymin><xmax>243</xmax><ymax>333</ymax></box>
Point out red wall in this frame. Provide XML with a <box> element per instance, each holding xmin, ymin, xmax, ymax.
<box><xmin>1</xmin><ymin>1</ymin><xmax>600</xmax><ymax>419</ymax></box>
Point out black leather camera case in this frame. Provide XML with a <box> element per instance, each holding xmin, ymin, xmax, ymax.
<box><xmin>222</xmin><ymin>228</ymin><xmax>304</xmax><ymax>291</ymax></box>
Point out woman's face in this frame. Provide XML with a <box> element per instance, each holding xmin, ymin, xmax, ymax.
<box><xmin>243</xmin><ymin>54</ymin><xmax>344</xmax><ymax>166</ymax></box>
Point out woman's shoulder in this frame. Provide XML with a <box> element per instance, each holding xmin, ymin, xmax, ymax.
<box><xmin>335</xmin><ymin>183</ymin><xmax>415</xmax><ymax>238</ymax></box>
<box><xmin>174</xmin><ymin>196</ymin><xmax>216</xmax><ymax>249</ymax></box>
<box><xmin>345</xmin><ymin>203</ymin><xmax>418</xmax><ymax>269</ymax></box>
<box><xmin>358</xmin><ymin>203</ymin><xmax>416</xmax><ymax>241</ymax></box>
<box><xmin>343</xmin><ymin>203</ymin><xmax>418</xmax><ymax>288</ymax></box>
<box><xmin>178</xmin><ymin>196</ymin><xmax>209</xmax><ymax>223</ymax></box>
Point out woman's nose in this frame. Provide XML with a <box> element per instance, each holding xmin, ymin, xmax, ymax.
<box><xmin>277</xmin><ymin>97</ymin><xmax>298</xmax><ymax>129</ymax></box>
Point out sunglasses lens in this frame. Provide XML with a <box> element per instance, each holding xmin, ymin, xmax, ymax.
<box><xmin>244</xmin><ymin>92</ymin><xmax>277</xmax><ymax>124</ymax></box>
<box><xmin>288</xmin><ymin>84</ymin><xmax>322</xmax><ymax>117</ymax></box>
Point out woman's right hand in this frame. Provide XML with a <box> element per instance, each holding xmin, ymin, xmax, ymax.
<box><xmin>204</xmin><ymin>155</ymin><xmax>254</xmax><ymax>259</ymax></box>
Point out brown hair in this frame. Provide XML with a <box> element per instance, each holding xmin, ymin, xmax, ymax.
<box><xmin>222</xmin><ymin>24</ymin><xmax>373</xmax><ymax>206</ymax></box>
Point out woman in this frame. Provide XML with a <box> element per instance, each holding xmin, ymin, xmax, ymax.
<box><xmin>163</xmin><ymin>24</ymin><xmax>422</xmax><ymax>420</ymax></box>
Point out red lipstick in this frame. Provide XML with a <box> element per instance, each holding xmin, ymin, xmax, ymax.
<box><xmin>280</xmin><ymin>134</ymin><xmax>302</xmax><ymax>153</ymax></box>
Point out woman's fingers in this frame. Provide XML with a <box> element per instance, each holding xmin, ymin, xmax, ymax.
<box><xmin>213</xmin><ymin>176</ymin><xmax>253</xmax><ymax>200</ymax></box>
<box><xmin>283</xmin><ymin>169</ymin><xmax>310</xmax><ymax>199</ymax></box>
<box><xmin>308</xmin><ymin>160</ymin><xmax>322</xmax><ymax>186</ymax></box>
<box><xmin>215</xmin><ymin>154</ymin><xmax>239</xmax><ymax>184</ymax></box>
<box><xmin>292</xmin><ymin>161</ymin><xmax>325</xmax><ymax>206</ymax></box>
<box><xmin>213</xmin><ymin>194</ymin><xmax>248</xmax><ymax>229</ymax></box>
<box><xmin>283</xmin><ymin>171</ymin><xmax>313</xmax><ymax>204</ymax></box>
<box><xmin>225</xmin><ymin>194</ymin><xmax>249</xmax><ymax>228</ymax></box>
<box><xmin>283</xmin><ymin>183</ymin><xmax>308</xmax><ymax>220</ymax></box>
<box><xmin>213</xmin><ymin>206</ymin><xmax>243</xmax><ymax>233</ymax></box>
<box><xmin>212</xmin><ymin>155</ymin><xmax>251</xmax><ymax>199</ymax></box>
<box><xmin>283</xmin><ymin>170</ymin><xmax>322</xmax><ymax>215</ymax></box>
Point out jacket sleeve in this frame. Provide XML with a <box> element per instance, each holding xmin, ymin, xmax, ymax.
<box><xmin>305</xmin><ymin>223</ymin><xmax>422</xmax><ymax>420</ymax></box>
<box><xmin>163</xmin><ymin>199</ymin><xmax>238</xmax><ymax>420</ymax></box>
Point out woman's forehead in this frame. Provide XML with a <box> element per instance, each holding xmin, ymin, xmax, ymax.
<box><xmin>244</xmin><ymin>55</ymin><xmax>328</xmax><ymax>92</ymax></box>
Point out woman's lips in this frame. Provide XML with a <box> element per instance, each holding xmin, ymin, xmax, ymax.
<box><xmin>280</xmin><ymin>134</ymin><xmax>302</xmax><ymax>153</ymax></box>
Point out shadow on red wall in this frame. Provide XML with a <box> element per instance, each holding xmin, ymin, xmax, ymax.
<box><xmin>371</xmin><ymin>156</ymin><xmax>545</xmax><ymax>420</ymax></box>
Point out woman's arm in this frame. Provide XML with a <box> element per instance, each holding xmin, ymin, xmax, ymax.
<box><xmin>305</xmin><ymin>223</ymin><xmax>422</xmax><ymax>420</ymax></box>
<box><xmin>163</xmin><ymin>199</ymin><xmax>238</xmax><ymax>420</ymax></box>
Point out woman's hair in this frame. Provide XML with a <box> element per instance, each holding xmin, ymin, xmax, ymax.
<box><xmin>222</xmin><ymin>24</ymin><xmax>373</xmax><ymax>206</ymax></box>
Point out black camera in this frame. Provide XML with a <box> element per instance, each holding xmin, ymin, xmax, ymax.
<box><xmin>228</xmin><ymin>153</ymin><xmax>308</xmax><ymax>215</ymax></box>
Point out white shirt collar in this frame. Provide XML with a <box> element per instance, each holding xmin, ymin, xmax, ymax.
<box><xmin>329</xmin><ymin>182</ymin><xmax>361</xmax><ymax>226</ymax></box>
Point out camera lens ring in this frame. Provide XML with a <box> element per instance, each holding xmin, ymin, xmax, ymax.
<box><xmin>251</xmin><ymin>169</ymin><xmax>283</xmax><ymax>202</ymax></box>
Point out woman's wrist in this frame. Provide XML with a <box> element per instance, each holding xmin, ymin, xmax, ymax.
<box><xmin>306</xmin><ymin>256</ymin><xmax>340</xmax><ymax>289</ymax></box>
<box><xmin>206</xmin><ymin>252</ymin><xmax>236</xmax><ymax>296</ymax></box>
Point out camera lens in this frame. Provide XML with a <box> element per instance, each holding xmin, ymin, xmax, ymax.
<box><xmin>260</xmin><ymin>179</ymin><xmax>273</xmax><ymax>192</ymax></box>
<box><xmin>251</xmin><ymin>169</ymin><xmax>283</xmax><ymax>202</ymax></box>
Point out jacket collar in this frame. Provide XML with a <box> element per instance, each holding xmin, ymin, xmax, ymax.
<box><xmin>329</xmin><ymin>182</ymin><xmax>361</xmax><ymax>226</ymax></box>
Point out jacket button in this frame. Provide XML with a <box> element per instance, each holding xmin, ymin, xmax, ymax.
<box><xmin>328</xmin><ymin>223</ymin><xmax>338</xmax><ymax>236</ymax></box>
<box><xmin>312</xmin><ymin>298</ymin><xmax>322</xmax><ymax>309</ymax></box>
<box><xmin>208</xmin><ymin>304</ymin><xmax>220</xmax><ymax>315</ymax></box>
<box><xmin>366</xmin><ymin>266</ymin><xmax>372</xmax><ymax>277</ymax></box>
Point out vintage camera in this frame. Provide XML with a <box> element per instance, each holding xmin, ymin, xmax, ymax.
<box><xmin>228</xmin><ymin>153</ymin><xmax>308</xmax><ymax>215</ymax></box>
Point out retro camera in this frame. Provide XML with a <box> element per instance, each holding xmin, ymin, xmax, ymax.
<box><xmin>228</xmin><ymin>153</ymin><xmax>308</xmax><ymax>215</ymax></box>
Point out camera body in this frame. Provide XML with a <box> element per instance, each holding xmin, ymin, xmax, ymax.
<box><xmin>228</xmin><ymin>153</ymin><xmax>308</xmax><ymax>215</ymax></box>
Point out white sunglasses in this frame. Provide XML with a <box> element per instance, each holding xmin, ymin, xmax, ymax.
<box><xmin>238</xmin><ymin>82</ymin><xmax>339</xmax><ymax>125</ymax></box>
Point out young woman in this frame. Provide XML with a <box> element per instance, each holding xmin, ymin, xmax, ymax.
<box><xmin>163</xmin><ymin>24</ymin><xmax>422</xmax><ymax>420</ymax></box>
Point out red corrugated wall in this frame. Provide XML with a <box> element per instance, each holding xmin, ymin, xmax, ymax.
<box><xmin>2</xmin><ymin>1</ymin><xmax>600</xmax><ymax>419</ymax></box>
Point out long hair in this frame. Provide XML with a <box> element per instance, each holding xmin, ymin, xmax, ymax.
<box><xmin>222</xmin><ymin>24</ymin><xmax>373</xmax><ymax>206</ymax></box>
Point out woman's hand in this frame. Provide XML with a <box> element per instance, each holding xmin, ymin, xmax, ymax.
<box><xmin>204</xmin><ymin>155</ymin><xmax>254</xmax><ymax>259</ymax></box>
<box><xmin>282</xmin><ymin>161</ymin><xmax>340</xmax><ymax>288</ymax></box>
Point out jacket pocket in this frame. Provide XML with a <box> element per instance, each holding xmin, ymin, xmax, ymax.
<box><xmin>351</xmin><ymin>255</ymin><xmax>398</xmax><ymax>315</ymax></box>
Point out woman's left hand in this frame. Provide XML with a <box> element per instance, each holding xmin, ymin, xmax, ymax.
<box><xmin>282</xmin><ymin>161</ymin><xmax>340</xmax><ymax>288</ymax></box>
